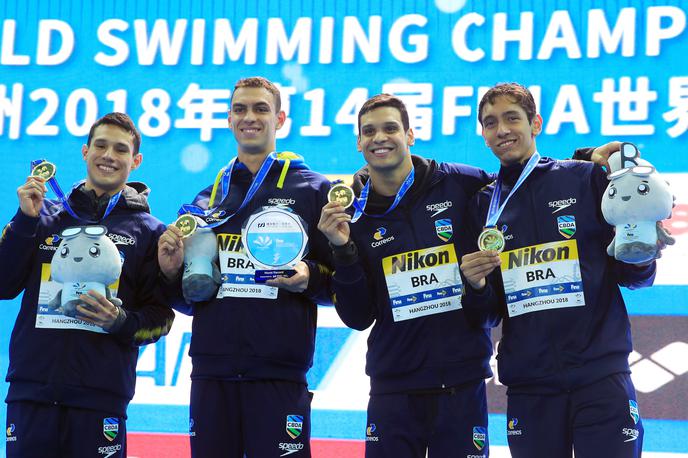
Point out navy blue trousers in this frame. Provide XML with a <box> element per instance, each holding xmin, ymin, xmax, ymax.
<box><xmin>189</xmin><ymin>379</ymin><xmax>313</xmax><ymax>458</ymax></box>
<box><xmin>5</xmin><ymin>401</ymin><xmax>126</xmax><ymax>458</ymax></box>
<box><xmin>365</xmin><ymin>380</ymin><xmax>489</xmax><ymax>458</ymax></box>
<box><xmin>506</xmin><ymin>373</ymin><xmax>643</xmax><ymax>458</ymax></box>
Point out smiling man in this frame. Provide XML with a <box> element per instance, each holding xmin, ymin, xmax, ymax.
<box><xmin>0</xmin><ymin>112</ymin><xmax>174</xmax><ymax>458</ymax></box>
<box><xmin>157</xmin><ymin>77</ymin><xmax>332</xmax><ymax>457</ymax></box>
<box><xmin>318</xmin><ymin>94</ymin><xmax>497</xmax><ymax>458</ymax></box>
<box><xmin>460</xmin><ymin>82</ymin><xmax>671</xmax><ymax>458</ymax></box>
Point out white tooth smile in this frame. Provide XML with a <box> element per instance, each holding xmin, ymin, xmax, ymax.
<box><xmin>98</xmin><ymin>165</ymin><xmax>115</xmax><ymax>172</ymax></box>
<box><xmin>499</xmin><ymin>140</ymin><xmax>516</xmax><ymax>147</ymax></box>
<box><xmin>372</xmin><ymin>148</ymin><xmax>391</xmax><ymax>154</ymax></box>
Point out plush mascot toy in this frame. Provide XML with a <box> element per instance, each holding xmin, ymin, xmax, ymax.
<box><xmin>48</xmin><ymin>225</ymin><xmax>122</xmax><ymax>317</ymax></box>
<box><xmin>182</xmin><ymin>218</ymin><xmax>221</xmax><ymax>303</ymax></box>
<box><xmin>601</xmin><ymin>143</ymin><xmax>674</xmax><ymax>264</ymax></box>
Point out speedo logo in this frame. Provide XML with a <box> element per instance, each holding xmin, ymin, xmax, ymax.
<box><xmin>268</xmin><ymin>198</ymin><xmax>296</xmax><ymax>206</ymax></box>
<box><xmin>390</xmin><ymin>250</ymin><xmax>450</xmax><ymax>274</ymax></box>
<box><xmin>278</xmin><ymin>442</ymin><xmax>304</xmax><ymax>456</ymax></box>
<box><xmin>507</xmin><ymin>244</ymin><xmax>572</xmax><ymax>269</ymax></box>
<box><xmin>108</xmin><ymin>233</ymin><xmax>135</xmax><ymax>246</ymax></box>
<box><xmin>98</xmin><ymin>444</ymin><xmax>122</xmax><ymax>457</ymax></box>
<box><xmin>622</xmin><ymin>428</ymin><xmax>639</xmax><ymax>442</ymax></box>
<box><xmin>426</xmin><ymin>200</ymin><xmax>452</xmax><ymax>217</ymax></box>
<box><xmin>548</xmin><ymin>197</ymin><xmax>576</xmax><ymax>213</ymax></box>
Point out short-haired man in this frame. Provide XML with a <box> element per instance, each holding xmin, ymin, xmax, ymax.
<box><xmin>158</xmin><ymin>77</ymin><xmax>332</xmax><ymax>457</ymax></box>
<box><xmin>1</xmin><ymin>112</ymin><xmax>174</xmax><ymax>457</ymax></box>
<box><xmin>460</xmin><ymin>82</ymin><xmax>670</xmax><ymax>457</ymax></box>
<box><xmin>318</xmin><ymin>93</ymin><xmax>497</xmax><ymax>457</ymax></box>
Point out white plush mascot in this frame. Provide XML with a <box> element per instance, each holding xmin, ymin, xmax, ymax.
<box><xmin>601</xmin><ymin>143</ymin><xmax>675</xmax><ymax>264</ymax></box>
<box><xmin>182</xmin><ymin>218</ymin><xmax>221</xmax><ymax>303</ymax></box>
<box><xmin>49</xmin><ymin>225</ymin><xmax>122</xmax><ymax>317</ymax></box>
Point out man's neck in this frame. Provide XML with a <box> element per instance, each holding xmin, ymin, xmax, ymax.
<box><xmin>368</xmin><ymin>156</ymin><xmax>414</xmax><ymax>197</ymax></box>
<box><xmin>83</xmin><ymin>181</ymin><xmax>123</xmax><ymax>198</ymax></box>
<box><xmin>238</xmin><ymin>150</ymin><xmax>272</xmax><ymax>175</ymax></box>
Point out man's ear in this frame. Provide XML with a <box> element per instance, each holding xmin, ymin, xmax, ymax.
<box><xmin>407</xmin><ymin>128</ymin><xmax>415</xmax><ymax>147</ymax></box>
<box><xmin>131</xmin><ymin>153</ymin><xmax>143</xmax><ymax>171</ymax></box>
<box><xmin>531</xmin><ymin>114</ymin><xmax>543</xmax><ymax>137</ymax></box>
<box><xmin>276</xmin><ymin>111</ymin><xmax>287</xmax><ymax>130</ymax></box>
<box><xmin>81</xmin><ymin>144</ymin><xmax>88</xmax><ymax>161</ymax></box>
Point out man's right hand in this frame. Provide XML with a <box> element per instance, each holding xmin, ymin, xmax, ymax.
<box><xmin>317</xmin><ymin>202</ymin><xmax>351</xmax><ymax>247</ymax></box>
<box><xmin>460</xmin><ymin>250</ymin><xmax>502</xmax><ymax>290</ymax></box>
<box><xmin>17</xmin><ymin>176</ymin><xmax>47</xmax><ymax>218</ymax></box>
<box><xmin>158</xmin><ymin>224</ymin><xmax>185</xmax><ymax>281</ymax></box>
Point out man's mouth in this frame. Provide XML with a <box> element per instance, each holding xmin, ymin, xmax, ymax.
<box><xmin>370</xmin><ymin>146</ymin><xmax>393</xmax><ymax>155</ymax></box>
<box><xmin>498</xmin><ymin>139</ymin><xmax>516</xmax><ymax>148</ymax></box>
<box><xmin>97</xmin><ymin>164</ymin><xmax>117</xmax><ymax>173</ymax></box>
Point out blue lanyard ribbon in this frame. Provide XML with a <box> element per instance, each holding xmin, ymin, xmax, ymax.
<box><xmin>31</xmin><ymin>159</ymin><xmax>122</xmax><ymax>223</ymax></box>
<box><xmin>178</xmin><ymin>152</ymin><xmax>292</xmax><ymax>228</ymax></box>
<box><xmin>485</xmin><ymin>152</ymin><xmax>540</xmax><ymax>227</ymax></box>
<box><xmin>351</xmin><ymin>167</ymin><xmax>415</xmax><ymax>223</ymax></box>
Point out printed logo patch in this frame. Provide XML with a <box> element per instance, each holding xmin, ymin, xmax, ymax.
<box><xmin>622</xmin><ymin>427</ymin><xmax>640</xmax><ymax>442</ymax></box>
<box><xmin>435</xmin><ymin>219</ymin><xmax>453</xmax><ymax>242</ymax></box>
<box><xmin>103</xmin><ymin>417</ymin><xmax>119</xmax><ymax>442</ymax></box>
<box><xmin>6</xmin><ymin>423</ymin><xmax>16</xmax><ymax>442</ymax></box>
<box><xmin>472</xmin><ymin>426</ymin><xmax>487</xmax><ymax>450</ymax></box>
<box><xmin>366</xmin><ymin>423</ymin><xmax>379</xmax><ymax>442</ymax></box>
<box><xmin>373</xmin><ymin>227</ymin><xmax>387</xmax><ymax>241</ymax></box>
<box><xmin>507</xmin><ymin>418</ymin><xmax>523</xmax><ymax>436</ymax></box>
<box><xmin>286</xmin><ymin>415</ymin><xmax>303</xmax><ymax>439</ymax></box>
<box><xmin>557</xmin><ymin>215</ymin><xmax>576</xmax><ymax>238</ymax></box>
<box><xmin>549</xmin><ymin>197</ymin><xmax>576</xmax><ymax>214</ymax></box>
<box><xmin>629</xmin><ymin>400</ymin><xmax>640</xmax><ymax>425</ymax></box>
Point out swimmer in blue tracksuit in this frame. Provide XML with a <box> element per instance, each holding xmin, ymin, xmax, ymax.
<box><xmin>460</xmin><ymin>83</ymin><xmax>672</xmax><ymax>458</ymax></box>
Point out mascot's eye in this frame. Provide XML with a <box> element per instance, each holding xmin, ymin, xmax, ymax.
<box><xmin>60</xmin><ymin>246</ymin><xmax>69</xmax><ymax>258</ymax></box>
<box><xmin>637</xmin><ymin>183</ymin><xmax>650</xmax><ymax>195</ymax></box>
<box><xmin>89</xmin><ymin>246</ymin><xmax>100</xmax><ymax>258</ymax></box>
<box><xmin>607</xmin><ymin>187</ymin><xmax>617</xmax><ymax>198</ymax></box>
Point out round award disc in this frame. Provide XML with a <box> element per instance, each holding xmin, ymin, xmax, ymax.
<box><xmin>31</xmin><ymin>161</ymin><xmax>56</xmax><ymax>180</ymax></box>
<box><xmin>478</xmin><ymin>227</ymin><xmax>505</xmax><ymax>253</ymax></box>
<box><xmin>327</xmin><ymin>183</ymin><xmax>355</xmax><ymax>209</ymax></box>
<box><xmin>174</xmin><ymin>214</ymin><xmax>198</xmax><ymax>238</ymax></box>
<box><xmin>242</xmin><ymin>207</ymin><xmax>308</xmax><ymax>269</ymax></box>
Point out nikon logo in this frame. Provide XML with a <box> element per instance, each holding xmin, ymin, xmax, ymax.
<box><xmin>507</xmin><ymin>245</ymin><xmax>570</xmax><ymax>269</ymax></box>
<box><xmin>391</xmin><ymin>250</ymin><xmax>450</xmax><ymax>273</ymax></box>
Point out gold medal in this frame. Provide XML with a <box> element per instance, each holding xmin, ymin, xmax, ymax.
<box><xmin>327</xmin><ymin>183</ymin><xmax>355</xmax><ymax>209</ymax></box>
<box><xmin>31</xmin><ymin>161</ymin><xmax>56</xmax><ymax>180</ymax></box>
<box><xmin>174</xmin><ymin>214</ymin><xmax>198</xmax><ymax>238</ymax></box>
<box><xmin>478</xmin><ymin>227</ymin><xmax>505</xmax><ymax>253</ymax></box>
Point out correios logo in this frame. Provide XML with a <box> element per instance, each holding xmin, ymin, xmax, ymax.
<box><xmin>371</xmin><ymin>228</ymin><xmax>394</xmax><ymax>248</ymax></box>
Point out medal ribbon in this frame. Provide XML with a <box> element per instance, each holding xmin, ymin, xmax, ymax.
<box><xmin>484</xmin><ymin>152</ymin><xmax>540</xmax><ymax>228</ymax></box>
<box><xmin>178</xmin><ymin>152</ymin><xmax>309</xmax><ymax>229</ymax></box>
<box><xmin>351</xmin><ymin>167</ymin><xmax>415</xmax><ymax>223</ymax></box>
<box><xmin>31</xmin><ymin>159</ymin><xmax>122</xmax><ymax>223</ymax></box>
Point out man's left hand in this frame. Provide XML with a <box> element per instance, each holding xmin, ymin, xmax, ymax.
<box><xmin>77</xmin><ymin>290</ymin><xmax>122</xmax><ymax>331</ymax></box>
<box><xmin>265</xmin><ymin>261</ymin><xmax>310</xmax><ymax>293</ymax></box>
